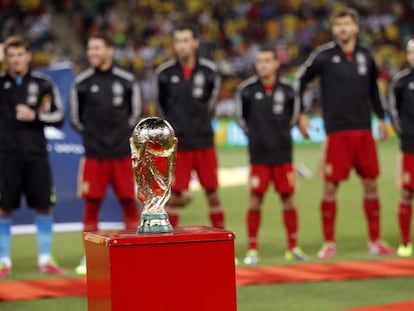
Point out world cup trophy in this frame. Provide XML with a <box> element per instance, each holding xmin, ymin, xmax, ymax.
<box><xmin>130</xmin><ymin>117</ymin><xmax>178</xmax><ymax>233</ymax></box>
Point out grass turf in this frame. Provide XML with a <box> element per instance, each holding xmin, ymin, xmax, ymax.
<box><xmin>1</xmin><ymin>139</ymin><xmax>413</xmax><ymax>311</ymax></box>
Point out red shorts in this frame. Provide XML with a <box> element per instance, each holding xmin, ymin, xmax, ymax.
<box><xmin>324</xmin><ymin>130</ymin><xmax>379</xmax><ymax>181</ymax></box>
<box><xmin>78</xmin><ymin>157</ymin><xmax>135</xmax><ymax>200</ymax></box>
<box><xmin>172</xmin><ymin>148</ymin><xmax>218</xmax><ymax>192</ymax></box>
<box><xmin>401</xmin><ymin>152</ymin><xmax>414</xmax><ymax>191</ymax></box>
<box><xmin>249</xmin><ymin>163</ymin><xmax>296</xmax><ymax>195</ymax></box>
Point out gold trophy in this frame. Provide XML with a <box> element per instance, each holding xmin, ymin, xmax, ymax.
<box><xmin>130</xmin><ymin>117</ymin><xmax>177</xmax><ymax>233</ymax></box>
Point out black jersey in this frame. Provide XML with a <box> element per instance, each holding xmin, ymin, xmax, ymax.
<box><xmin>296</xmin><ymin>41</ymin><xmax>384</xmax><ymax>134</ymax></box>
<box><xmin>155</xmin><ymin>58</ymin><xmax>220</xmax><ymax>151</ymax></box>
<box><xmin>0</xmin><ymin>71</ymin><xmax>64</xmax><ymax>157</ymax></box>
<box><xmin>70</xmin><ymin>66</ymin><xmax>141</xmax><ymax>159</ymax></box>
<box><xmin>235</xmin><ymin>76</ymin><xmax>299</xmax><ymax>164</ymax></box>
<box><xmin>388</xmin><ymin>68</ymin><xmax>414</xmax><ymax>152</ymax></box>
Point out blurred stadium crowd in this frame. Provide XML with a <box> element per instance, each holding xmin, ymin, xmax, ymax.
<box><xmin>1</xmin><ymin>0</ymin><xmax>414</xmax><ymax>116</ymax></box>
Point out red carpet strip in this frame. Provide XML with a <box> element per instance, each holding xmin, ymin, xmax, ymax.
<box><xmin>0</xmin><ymin>259</ymin><xmax>413</xmax><ymax>303</ymax></box>
<box><xmin>340</xmin><ymin>299</ymin><xmax>414</xmax><ymax>311</ymax></box>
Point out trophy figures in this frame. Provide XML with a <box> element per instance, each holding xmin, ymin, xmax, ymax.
<box><xmin>130</xmin><ymin>117</ymin><xmax>178</xmax><ymax>233</ymax></box>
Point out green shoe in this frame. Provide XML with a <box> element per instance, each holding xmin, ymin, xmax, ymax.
<box><xmin>285</xmin><ymin>247</ymin><xmax>309</xmax><ymax>262</ymax></box>
<box><xmin>397</xmin><ymin>243</ymin><xmax>413</xmax><ymax>257</ymax></box>
<box><xmin>75</xmin><ymin>256</ymin><xmax>86</xmax><ymax>275</ymax></box>
<box><xmin>243</xmin><ymin>249</ymin><xmax>259</xmax><ymax>265</ymax></box>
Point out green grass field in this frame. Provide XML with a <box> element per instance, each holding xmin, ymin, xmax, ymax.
<box><xmin>2</xmin><ymin>139</ymin><xmax>414</xmax><ymax>311</ymax></box>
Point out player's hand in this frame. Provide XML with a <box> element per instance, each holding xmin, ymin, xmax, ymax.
<box><xmin>298</xmin><ymin>113</ymin><xmax>310</xmax><ymax>139</ymax></box>
<box><xmin>377</xmin><ymin>119</ymin><xmax>387</xmax><ymax>141</ymax></box>
<box><xmin>16</xmin><ymin>104</ymin><xmax>35</xmax><ymax>122</ymax></box>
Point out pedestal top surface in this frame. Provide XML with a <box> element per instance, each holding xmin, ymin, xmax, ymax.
<box><xmin>83</xmin><ymin>226</ymin><xmax>236</xmax><ymax>247</ymax></box>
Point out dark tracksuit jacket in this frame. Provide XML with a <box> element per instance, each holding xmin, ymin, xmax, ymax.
<box><xmin>388</xmin><ymin>68</ymin><xmax>414</xmax><ymax>152</ymax></box>
<box><xmin>155</xmin><ymin>57</ymin><xmax>221</xmax><ymax>151</ymax></box>
<box><xmin>70</xmin><ymin>66</ymin><xmax>141</xmax><ymax>159</ymax></box>
<box><xmin>235</xmin><ymin>76</ymin><xmax>299</xmax><ymax>165</ymax></box>
<box><xmin>296</xmin><ymin>41</ymin><xmax>385</xmax><ymax>134</ymax></box>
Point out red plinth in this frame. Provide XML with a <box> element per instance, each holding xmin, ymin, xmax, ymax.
<box><xmin>84</xmin><ymin>226</ymin><xmax>237</xmax><ymax>311</ymax></box>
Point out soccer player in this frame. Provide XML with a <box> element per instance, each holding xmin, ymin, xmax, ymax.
<box><xmin>155</xmin><ymin>25</ymin><xmax>225</xmax><ymax>229</ymax></box>
<box><xmin>70</xmin><ymin>33</ymin><xmax>141</xmax><ymax>274</ymax></box>
<box><xmin>296</xmin><ymin>8</ymin><xmax>395</xmax><ymax>259</ymax></box>
<box><xmin>388</xmin><ymin>38</ymin><xmax>414</xmax><ymax>257</ymax></box>
<box><xmin>236</xmin><ymin>46</ymin><xmax>308</xmax><ymax>264</ymax></box>
<box><xmin>0</xmin><ymin>36</ymin><xmax>65</xmax><ymax>277</ymax></box>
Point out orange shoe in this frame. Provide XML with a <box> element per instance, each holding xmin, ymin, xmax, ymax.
<box><xmin>0</xmin><ymin>262</ymin><xmax>11</xmax><ymax>278</ymax></box>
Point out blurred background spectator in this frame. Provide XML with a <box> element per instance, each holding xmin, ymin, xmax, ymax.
<box><xmin>2</xmin><ymin>0</ymin><xmax>414</xmax><ymax>117</ymax></box>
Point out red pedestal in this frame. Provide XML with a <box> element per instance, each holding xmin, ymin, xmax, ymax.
<box><xmin>84</xmin><ymin>226</ymin><xmax>237</xmax><ymax>311</ymax></box>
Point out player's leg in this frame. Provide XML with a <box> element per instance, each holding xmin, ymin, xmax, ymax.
<box><xmin>243</xmin><ymin>164</ymin><xmax>269</xmax><ymax>265</ymax></box>
<box><xmin>274</xmin><ymin>163</ymin><xmax>308</xmax><ymax>261</ymax></box>
<box><xmin>317</xmin><ymin>133</ymin><xmax>351</xmax><ymax>259</ymax></box>
<box><xmin>25</xmin><ymin>158</ymin><xmax>66</xmax><ymax>275</ymax></box>
<box><xmin>196</xmin><ymin>148</ymin><xmax>225</xmax><ymax>229</ymax></box>
<box><xmin>112</xmin><ymin>157</ymin><xmax>139</xmax><ymax>230</ymax></box>
<box><xmin>356</xmin><ymin>132</ymin><xmax>395</xmax><ymax>255</ymax></box>
<box><xmin>76</xmin><ymin>158</ymin><xmax>109</xmax><ymax>274</ymax></box>
<box><xmin>166</xmin><ymin>150</ymin><xmax>193</xmax><ymax>227</ymax></box>
<box><xmin>397</xmin><ymin>152</ymin><xmax>414</xmax><ymax>257</ymax></box>
<box><xmin>0</xmin><ymin>155</ymin><xmax>23</xmax><ymax>277</ymax></box>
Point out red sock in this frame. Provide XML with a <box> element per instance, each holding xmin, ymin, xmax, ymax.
<box><xmin>247</xmin><ymin>209</ymin><xmax>261</xmax><ymax>250</ymax></box>
<box><xmin>321</xmin><ymin>200</ymin><xmax>336</xmax><ymax>242</ymax></box>
<box><xmin>364</xmin><ymin>198</ymin><xmax>380</xmax><ymax>242</ymax></box>
<box><xmin>209</xmin><ymin>205</ymin><xmax>225</xmax><ymax>229</ymax></box>
<box><xmin>121</xmin><ymin>199</ymin><xmax>140</xmax><ymax>230</ymax></box>
<box><xmin>166</xmin><ymin>204</ymin><xmax>180</xmax><ymax>227</ymax></box>
<box><xmin>283</xmin><ymin>208</ymin><xmax>298</xmax><ymax>250</ymax></box>
<box><xmin>399</xmin><ymin>202</ymin><xmax>412</xmax><ymax>244</ymax></box>
<box><xmin>83</xmin><ymin>199</ymin><xmax>101</xmax><ymax>232</ymax></box>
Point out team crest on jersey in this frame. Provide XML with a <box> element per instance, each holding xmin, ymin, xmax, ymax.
<box><xmin>171</xmin><ymin>75</ymin><xmax>180</xmax><ymax>83</ymax></box>
<box><xmin>356</xmin><ymin>52</ymin><xmax>367</xmax><ymax>75</ymax></box>
<box><xmin>332</xmin><ymin>55</ymin><xmax>341</xmax><ymax>63</ymax></box>
<box><xmin>408</xmin><ymin>82</ymin><xmax>414</xmax><ymax>90</ymax></box>
<box><xmin>112</xmin><ymin>81</ymin><xmax>124</xmax><ymax>106</ymax></box>
<box><xmin>90</xmin><ymin>84</ymin><xmax>99</xmax><ymax>93</ymax></box>
<box><xmin>3</xmin><ymin>81</ymin><xmax>11</xmax><ymax>89</ymax></box>
<box><xmin>192</xmin><ymin>72</ymin><xmax>205</xmax><ymax>98</ymax></box>
<box><xmin>254</xmin><ymin>92</ymin><xmax>264</xmax><ymax>100</ymax></box>
<box><xmin>272</xmin><ymin>89</ymin><xmax>285</xmax><ymax>114</ymax></box>
<box><xmin>27</xmin><ymin>82</ymin><xmax>39</xmax><ymax>106</ymax></box>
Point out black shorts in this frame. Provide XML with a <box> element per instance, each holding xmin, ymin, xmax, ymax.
<box><xmin>0</xmin><ymin>154</ymin><xmax>56</xmax><ymax>210</ymax></box>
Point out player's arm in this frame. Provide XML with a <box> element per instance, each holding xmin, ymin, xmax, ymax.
<box><xmin>207</xmin><ymin>69</ymin><xmax>221</xmax><ymax>116</ymax></box>
<box><xmin>154</xmin><ymin>69</ymin><xmax>167</xmax><ymax>118</ymax></box>
<box><xmin>38</xmin><ymin>81</ymin><xmax>64</xmax><ymax>127</ymax></box>
<box><xmin>234</xmin><ymin>84</ymin><xmax>249</xmax><ymax>135</ymax></box>
<box><xmin>128</xmin><ymin>81</ymin><xmax>142</xmax><ymax>128</ymax></box>
<box><xmin>388</xmin><ymin>76</ymin><xmax>404</xmax><ymax>136</ymax></box>
<box><xmin>368</xmin><ymin>57</ymin><xmax>387</xmax><ymax>140</ymax></box>
<box><xmin>69</xmin><ymin>82</ymin><xmax>85</xmax><ymax>132</ymax></box>
<box><xmin>294</xmin><ymin>51</ymin><xmax>320</xmax><ymax>138</ymax></box>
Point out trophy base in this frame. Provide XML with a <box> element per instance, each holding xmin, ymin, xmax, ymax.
<box><xmin>137</xmin><ymin>214</ymin><xmax>173</xmax><ymax>233</ymax></box>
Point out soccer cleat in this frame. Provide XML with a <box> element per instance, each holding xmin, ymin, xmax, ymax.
<box><xmin>39</xmin><ymin>258</ymin><xmax>66</xmax><ymax>275</ymax></box>
<box><xmin>368</xmin><ymin>240</ymin><xmax>396</xmax><ymax>256</ymax></box>
<box><xmin>0</xmin><ymin>262</ymin><xmax>11</xmax><ymax>278</ymax></box>
<box><xmin>397</xmin><ymin>243</ymin><xmax>413</xmax><ymax>257</ymax></box>
<box><xmin>285</xmin><ymin>247</ymin><xmax>309</xmax><ymax>262</ymax></box>
<box><xmin>243</xmin><ymin>249</ymin><xmax>259</xmax><ymax>265</ymax></box>
<box><xmin>317</xmin><ymin>242</ymin><xmax>336</xmax><ymax>259</ymax></box>
<box><xmin>75</xmin><ymin>256</ymin><xmax>87</xmax><ymax>275</ymax></box>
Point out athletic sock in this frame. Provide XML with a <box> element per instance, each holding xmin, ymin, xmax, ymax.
<box><xmin>121</xmin><ymin>199</ymin><xmax>139</xmax><ymax>230</ymax></box>
<box><xmin>398</xmin><ymin>202</ymin><xmax>412</xmax><ymax>244</ymax></box>
<box><xmin>247</xmin><ymin>209</ymin><xmax>261</xmax><ymax>250</ymax></box>
<box><xmin>283</xmin><ymin>208</ymin><xmax>298</xmax><ymax>249</ymax></box>
<box><xmin>35</xmin><ymin>213</ymin><xmax>53</xmax><ymax>264</ymax></box>
<box><xmin>0</xmin><ymin>215</ymin><xmax>12</xmax><ymax>267</ymax></box>
<box><xmin>166</xmin><ymin>204</ymin><xmax>180</xmax><ymax>227</ymax></box>
<box><xmin>209</xmin><ymin>204</ymin><xmax>225</xmax><ymax>229</ymax></box>
<box><xmin>83</xmin><ymin>199</ymin><xmax>101</xmax><ymax>232</ymax></box>
<box><xmin>321</xmin><ymin>200</ymin><xmax>336</xmax><ymax>242</ymax></box>
<box><xmin>364</xmin><ymin>198</ymin><xmax>380</xmax><ymax>242</ymax></box>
